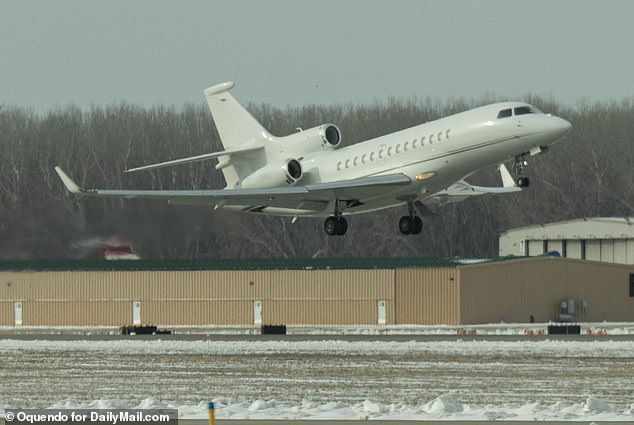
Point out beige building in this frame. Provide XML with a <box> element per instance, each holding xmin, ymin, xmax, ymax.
<box><xmin>499</xmin><ymin>217</ymin><xmax>634</xmax><ymax>264</ymax></box>
<box><xmin>1</xmin><ymin>257</ymin><xmax>633</xmax><ymax>327</ymax></box>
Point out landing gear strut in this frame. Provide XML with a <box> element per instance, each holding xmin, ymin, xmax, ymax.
<box><xmin>512</xmin><ymin>155</ymin><xmax>530</xmax><ymax>188</ymax></box>
<box><xmin>398</xmin><ymin>201</ymin><xmax>423</xmax><ymax>235</ymax></box>
<box><xmin>324</xmin><ymin>201</ymin><xmax>348</xmax><ymax>236</ymax></box>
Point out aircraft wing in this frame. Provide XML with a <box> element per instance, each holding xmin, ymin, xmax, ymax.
<box><xmin>55</xmin><ymin>167</ymin><xmax>411</xmax><ymax>212</ymax></box>
<box><xmin>426</xmin><ymin>164</ymin><xmax>521</xmax><ymax>205</ymax></box>
<box><xmin>124</xmin><ymin>145</ymin><xmax>263</xmax><ymax>173</ymax></box>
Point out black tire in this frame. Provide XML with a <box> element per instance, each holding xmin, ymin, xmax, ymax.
<box><xmin>399</xmin><ymin>216</ymin><xmax>411</xmax><ymax>235</ymax></box>
<box><xmin>335</xmin><ymin>217</ymin><xmax>348</xmax><ymax>235</ymax></box>
<box><xmin>411</xmin><ymin>216</ymin><xmax>423</xmax><ymax>234</ymax></box>
<box><xmin>324</xmin><ymin>216</ymin><xmax>337</xmax><ymax>235</ymax></box>
<box><xmin>517</xmin><ymin>176</ymin><xmax>530</xmax><ymax>187</ymax></box>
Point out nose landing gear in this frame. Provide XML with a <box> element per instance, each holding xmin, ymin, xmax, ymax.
<box><xmin>512</xmin><ymin>155</ymin><xmax>530</xmax><ymax>188</ymax></box>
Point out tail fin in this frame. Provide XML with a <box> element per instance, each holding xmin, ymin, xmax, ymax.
<box><xmin>204</xmin><ymin>82</ymin><xmax>270</xmax><ymax>187</ymax></box>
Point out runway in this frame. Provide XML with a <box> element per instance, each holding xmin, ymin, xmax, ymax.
<box><xmin>2</xmin><ymin>332</ymin><xmax>633</xmax><ymax>422</ymax></box>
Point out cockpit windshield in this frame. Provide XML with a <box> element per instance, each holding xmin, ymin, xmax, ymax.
<box><xmin>497</xmin><ymin>105</ymin><xmax>542</xmax><ymax>119</ymax></box>
<box><xmin>497</xmin><ymin>108</ymin><xmax>512</xmax><ymax>119</ymax></box>
<box><xmin>514</xmin><ymin>105</ymin><xmax>539</xmax><ymax>115</ymax></box>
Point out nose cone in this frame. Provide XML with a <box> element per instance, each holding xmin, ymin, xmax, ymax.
<box><xmin>555</xmin><ymin>117</ymin><xmax>572</xmax><ymax>138</ymax></box>
<box><xmin>547</xmin><ymin>116</ymin><xmax>572</xmax><ymax>143</ymax></box>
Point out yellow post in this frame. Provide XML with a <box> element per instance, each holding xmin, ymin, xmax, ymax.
<box><xmin>208</xmin><ymin>401</ymin><xmax>215</xmax><ymax>425</ymax></box>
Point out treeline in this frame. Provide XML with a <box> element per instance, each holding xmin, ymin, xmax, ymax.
<box><xmin>0</xmin><ymin>96</ymin><xmax>633</xmax><ymax>260</ymax></box>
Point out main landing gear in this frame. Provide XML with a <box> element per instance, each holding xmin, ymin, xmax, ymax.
<box><xmin>322</xmin><ymin>200</ymin><xmax>425</xmax><ymax>236</ymax></box>
<box><xmin>512</xmin><ymin>155</ymin><xmax>530</xmax><ymax>188</ymax></box>
<box><xmin>399</xmin><ymin>201</ymin><xmax>423</xmax><ymax>235</ymax></box>
<box><xmin>324</xmin><ymin>201</ymin><xmax>348</xmax><ymax>236</ymax></box>
<box><xmin>324</xmin><ymin>215</ymin><xmax>348</xmax><ymax>236</ymax></box>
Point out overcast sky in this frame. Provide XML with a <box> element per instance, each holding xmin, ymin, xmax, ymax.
<box><xmin>2</xmin><ymin>1</ymin><xmax>634</xmax><ymax>112</ymax></box>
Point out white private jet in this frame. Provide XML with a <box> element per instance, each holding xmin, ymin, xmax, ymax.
<box><xmin>55</xmin><ymin>82</ymin><xmax>571</xmax><ymax>236</ymax></box>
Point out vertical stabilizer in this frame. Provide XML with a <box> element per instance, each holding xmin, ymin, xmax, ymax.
<box><xmin>204</xmin><ymin>82</ymin><xmax>270</xmax><ymax>187</ymax></box>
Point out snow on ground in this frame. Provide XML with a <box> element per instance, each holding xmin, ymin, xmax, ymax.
<box><xmin>2</xmin><ymin>337</ymin><xmax>634</xmax><ymax>421</ymax></box>
<box><xmin>20</xmin><ymin>393</ymin><xmax>634</xmax><ymax>421</ymax></box>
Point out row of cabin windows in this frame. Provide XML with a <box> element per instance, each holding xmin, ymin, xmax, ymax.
<box><xmin>336</xmin><ymin>129</ymin><xmax>451</xmax><ymax>171</ymax></box>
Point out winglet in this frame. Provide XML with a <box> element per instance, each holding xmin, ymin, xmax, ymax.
<box><xmin>54</xmin><ymin>166</ymin><xmax>82</xmax><ymax>194</ymax></box>
<box><xmin>498</xmin><ymin>163</ymin><xmax>518</xmax><ymax>188</ymax></box>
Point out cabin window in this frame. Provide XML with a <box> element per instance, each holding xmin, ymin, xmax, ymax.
<box><xmin>361</xmin><ymin>154</ymin><xmax>366</xmax><ymax>164</ymax></box>
<box><xmin>387</xmin><ymin>147</ymin><xmax>392</xmax><ymax>156</ymax></box>
<box><xmin>395</xmin><ymin>144</ymin><xmax>400</xmax><ymax>154</ymax></box>
<box><xmin>446</xmin><ymin>129</ymin><xmax>451</xmax><ymax>139</ymax></box>
<box><xmin>420</xmin><ymin>136</ymin><xmax>425</xmax><ymax>146</ymax></box>
<box><xmin>429</xmin><ymin>134</ymin><xmax>434</xmax><ymax>144</ymax></box>
<box><xmin>497</xmin><ymin>108</ymin><xmax>512</xmax><ymax>118</ymax></box>
<box><xmin>345</xmin><ymin>159</ymin><xmax>350</xmax><ymax>168</ymax></box>
<box><xmin>337</xmin><ymin>161</ymin><xmax>342</xmax><ymax>171</ymax></box>
<box><xmin>404</xmin><ymin>141</ymin><xmax>410</xmax><ymax>151</ymax></box>
<box><xmin>353</xmin><ymin>156</ymin><xmax>358</xmax><ymax>166</ymax></box>
<box><xmin>370</xmin><ymin>152</ymin><xmax>375</xmax><ymax>161</ymax></box>
<box><xmin>438</xmin><ymin>131</ymin><xmax>443</xmax><ymax>141</ymax></box>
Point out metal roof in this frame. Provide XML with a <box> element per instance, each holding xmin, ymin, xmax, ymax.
<box><xmin>500</xmin><ymin>217</ymin><xmax>634</xmax><ymax>240</ymax></box>
<box><xmin>0</xmin><ymin>257</ymin><xmax>493</xmax><ymax>272</ymax></box>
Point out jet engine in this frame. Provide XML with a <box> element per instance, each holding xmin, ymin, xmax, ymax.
<box><xmin>240</xmin><ymin>159</ymin><xmax>303</xmax><ymax>189</ymax></box>
<box><xmin>277</xmin><ymin>124</ymin><xmax>342</xmax><ymax>153</ymax></box>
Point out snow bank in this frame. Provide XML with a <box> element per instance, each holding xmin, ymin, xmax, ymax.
<box><xmin>2</xmin><ymin>394</ymin><xmax>629</xmax><ymax>421</ymax></box>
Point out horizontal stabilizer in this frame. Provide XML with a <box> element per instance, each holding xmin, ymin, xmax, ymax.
<box><xmin>124</xmin><ymin>146</ymin><xmax>263</xmax><ymax>173</ymax></box>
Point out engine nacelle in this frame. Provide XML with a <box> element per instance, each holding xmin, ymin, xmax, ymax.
<box><xmin>240</xmin><ymin>159</ymin><xmax>303</xmax><ymax>189</ymax></box>
<box><xmin>277</xmin><ymin>124</ymin><xmax>342</xmax><ymax>152</ymax></box>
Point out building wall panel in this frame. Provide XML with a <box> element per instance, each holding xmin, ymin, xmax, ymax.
<box><xmin>395</xmin><ymin>268</ymin><xmax>459</xmax><ymax>325</ymax></box>
<box><xmin>0</xmin><ymin>268</ymin><xmax>396</xmax><ymax>326</ymax></box>
<box><xmin>547</xmin><ymin>240</ymin><xmax>563</xmax><ymax>254</ymax></box>
<box><xmin>0</xmin><ymin>301</ymin><xmax>13</xmax><ymax>326</ymax></box>
<box><xmin>567</xmin><ymin>240</ymin><xmax>582</xmax><ymax>259</ymax></box>
<box><xmin>143</xmin><ymin>300</ymin><xmax>251</xmax><ymax>326</ymax></box>
<box><xmin>585</xmin><ymin>240</ymin><xmax>601</xmax><ymax>261</ymax></box>
<box><xmin>263</xmin><ymin>299</ymin><xmax>384</xmax><ymax>325</ymax></box>
<box><xmin>628</xmin><ymin>240</ymin><xmax>634</xmax><ymax>264</ymax></box>
<box><xmin>613</xmin><ymin>240</ymin><xmax>626</xmax><ymax>264</ymax></box>
<box><xmin>601</xmin><ymin>240</ymin><xmax>614</xmax><ymax>262</ymax></box>
<box><xmin>22</xmin><ymin>301</ymin><xmax>130</xmax><ymax>326</ymax></box>
<box><xmin>460</xmin><ymin>258</ymin><xmax>634</xmax><ymax>323</ymax></box>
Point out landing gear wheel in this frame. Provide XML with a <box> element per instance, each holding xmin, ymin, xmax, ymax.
<box><xmin>516</xmin><ymin>176</ymin><xmax>530</xmax><ymax>187</ymax></box>
<box><xmin>399</xmin><ymin>216</ymin><xmax>423</xmax><ymax>235</ymax></box>
<box><xmin>399</xmin><ymin>216</ymin><xmax>412</xmax><ymax>235</ymax></box>
<box><xmin>411</xmin><ymin>216</ymin><xmax>423</xmax><ymax>235</ymax></box>
<box><xmin>324</xmin><ymin>216</ymin><xmax>348</xmax><ymax>236</ymax></box>
<box><xmin>335</xmin><ymin>217</ymin><xmax>348</xmax><ymax>235</ymax></box>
